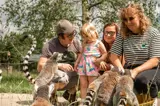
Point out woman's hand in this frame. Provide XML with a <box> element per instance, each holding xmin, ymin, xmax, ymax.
<box><xmin>93</xmin><ymin>57</ymin><xmax>101</xmax><ymax>66</ymax></box>
<box><xmin>58</xmin><ymin>63</ymin><xmax>74</xmax><ymax>72</ymax></box>
<box><xmin>130</xmin><ymin>69</ymin><xmax>138</xmax><ymax>79</ymax></box>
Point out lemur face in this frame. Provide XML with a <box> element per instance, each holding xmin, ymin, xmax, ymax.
<box><xmin>51</xmin><ymin>51</ymin><xmax>77</xmax><ymax>63</ymax></box>
<box><xmin>61</xmin><ymin>51</ymin><xmax>77</xmax><ymax>61</ymax></box>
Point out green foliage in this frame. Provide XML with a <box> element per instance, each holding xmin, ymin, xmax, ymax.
<box><xmin>0</xmin><ymin>32</ymin><xmax>37</xmax><ymax>67</ymax></box>
<box><xmin>89</xmin><ymin>0</ymin><xmax>128</xmax><ymax>23</ymax></box>
<box><xmin>83</xmin><ymin>0</ymin><xmax>159</xmax><ymax>29</ymax></box>
<box><xmin>0</xmin><ymin>0</ymin><xmax>77</xmax><ymax>44</ymax></box>
<box><xmin>140</xmin><ymin>1</ymin><xmax>159</xmax><ymax>28</ymax></box>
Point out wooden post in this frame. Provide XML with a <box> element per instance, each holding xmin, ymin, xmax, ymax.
<box><xmin>8</xmin><ymin>66</ymin><xmax>13</xmax><ymax>74</ymax></box>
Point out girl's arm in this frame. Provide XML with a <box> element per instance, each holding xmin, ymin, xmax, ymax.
<box><xmin>94</xmin><ymin>41</ymin><xmax>107</xmax><ymax>67</ymax></box>
<box><xmin>96</xmin><ymin>41</ymin><xmax>108</xmax><ymax>62</ymax></box>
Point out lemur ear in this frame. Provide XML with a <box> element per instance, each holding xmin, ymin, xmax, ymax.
<box><xmin>51</xmin><ymin>52</ymin><xmax>59</xmax><ymax>60</ymax></box>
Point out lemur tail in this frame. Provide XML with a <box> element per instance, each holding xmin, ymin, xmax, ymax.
<box><xmin>83</xmin><ymin>90</ymin><xmax>95</xmax><ymax>106</ymax></box>
<box><xmin>118</xmin><ymin>91</ymin><xmax>127</xmax><ymax>106</ymax></box>
<box><xmin>0</xmin><ymin>69</ymin><xmax>2</xmax><ymax>82</ymax></box>
<box><xmin>22</xmin><ymin>34</ymin><xmax>37</xmax><ymax>84</ymax></box>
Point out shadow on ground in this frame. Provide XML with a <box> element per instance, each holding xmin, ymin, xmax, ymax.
<box><xmin>16</xmin><ymin>100</ymin><xmax>33</xmax><ymax>105</ymax></box>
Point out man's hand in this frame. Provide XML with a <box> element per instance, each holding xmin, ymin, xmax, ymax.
<box><xmin>74</xmin><ymin>62</ymin><xmax>78</xmax><ymax>72</ymax></box>
<box><xmin>58</xmin><ymin>63</ymin><xmax>74</xmax><ymax>71</ymax></box>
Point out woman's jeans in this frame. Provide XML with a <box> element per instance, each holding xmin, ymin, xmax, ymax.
<box><xmin>134</xmin><ymin>69</ymin><xmax>160</xmax><ymax>98</ymax></box>
<box><xmin>125</xmin><ymin>64</ymin><xmax>160</xmax><ymax>98</ymax></box>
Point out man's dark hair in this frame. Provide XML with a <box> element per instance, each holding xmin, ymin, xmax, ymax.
<box><xmin>58</xmin><ymin>33</ymin><xmax>65</xmax><ymax>39</ymax></box>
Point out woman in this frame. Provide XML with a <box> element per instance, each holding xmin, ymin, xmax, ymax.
<box><xmin>110</xmin><ymin>3</ymin><xmax>160</xmax><ymax>99</ymax></box>
<box><xmin>102</xmin><ymin>23</ymin><xmax>118</xmax><ymax>52</ymax></box>
<box><xmin>99</xmin><ymin>23</ymin><xmax>124</xmax><ymax>71</ymax></box>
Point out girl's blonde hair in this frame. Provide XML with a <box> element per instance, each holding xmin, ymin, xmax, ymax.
<box><xmin>80</xmin><ymin>23</ymin><xmax>98</xmax><ymax>42</ymax></box>
<box><xmin>120</xmin><ymin>3</ymin><xmax>151</xmax><ymax>38</ymax></box>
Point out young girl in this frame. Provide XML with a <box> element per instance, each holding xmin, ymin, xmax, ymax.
<box><xmin>74</xmin><ymin>23</ymin><xmax>107</xmax><ymax>102</ymax></box>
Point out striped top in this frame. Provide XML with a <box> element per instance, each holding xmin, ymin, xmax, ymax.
<box><xmin>110</xmin><ymin>27</ymin><xmax>160</xmax><ymax>65</ymax></box>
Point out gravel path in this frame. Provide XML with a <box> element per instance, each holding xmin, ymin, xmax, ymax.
<box><xmin>0</xmin><ymin>93</ymin><xmax>68</xmax><ymax>106</ymax></box>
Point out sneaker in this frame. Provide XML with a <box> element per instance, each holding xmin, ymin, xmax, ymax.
<box><xmin>149</xmin><ymin>82</ymin><xmax>158</xmax><ymax>98</ymax></box>
<box><xmin>50</xmin><ymin>92</ymin><xmax>58</xmax><ymax>105</ymax></box>
<box><xmin>152</xmin><ymin>98</ymin><xmax>158</xmax><ymax>106</ymax></box>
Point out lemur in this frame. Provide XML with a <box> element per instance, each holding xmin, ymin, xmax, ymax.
<box><xmin>0</xmin><ymin>69</ymin><xmax>2</xmax><ymax>82</ymax></box>
<box><xmin>32</xmin><ymin>51</ymin><xmax>77</xmax><ymax>106</ymax></box>
<box><xmin>83</xmin><ymin>69</ymin><xmax>139</xmax><ymax>106</ymax></box>
<box><xmin>84</xmin><ymin>71</ymin><xmax>120</xmax><ymax>106</ymax></box>
<box><xmin>31</xmin><ymin>85</ymin><xmax>52</xmax><ymax>106</ymax></box>
<box><xmin>113</xmin><ymin>75</ymin><xmax>139</xmax><ymax>106</ymax></box>
<box><xmin>22</xmin><ymin>34</ymin><xmax>76</xmax><ymax>88</ymax></box>
<box><xmin>21</xmin><ymin>35</ymin><xmax>77</xmax><ymax>105</ymax></box>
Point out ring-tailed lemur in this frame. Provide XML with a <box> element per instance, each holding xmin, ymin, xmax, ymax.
<box><xmin>31</xmin><ymin>85</ymin><xmax>52</xmax><ymax>106</ymax></box>
<box><xmin>22</xmin><ymin>34</ymin><xmax>75</xmax><ymax>86</ymax></box>
<box><xmin>0</xmin><ymin>69</ymin><xmax>2</xmax><ymax>82</ymax></box>
<box><xmin>83</xmin><ymin>69</ymin><xmax>139</xmax><ymax>106</ymax></box>
<box><xmin>34</xmin><ymin>51</ymin><xmax>77</xmax><ymax>92</ymax></box>
<box><xmin>21</xmin><ymin>35</ymin><xmax>67</xmax><ymax>100</ymax></box>
<box><xmin>113</xmin><ymin>75</ymin><xmax>139</xmax><ymax>106</ymax></box>
<box><xmin>32</xmin><ymin>51</ymin><xmax>77</xmax><ymax>106</ymax></box>
<box><xmin>22</xmin><ymin>34</ymin><xmax>37</xmax><ymax>84</ymax></box>
<box><xmin>83</xmin><ymin>71</ymin><xmax>120</xmax><ymax>106</ymax></box>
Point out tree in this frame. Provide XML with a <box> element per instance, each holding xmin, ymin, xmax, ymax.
<box><xmin>0</xmin><ymin>0</ymin><xmax>78</xmax><ymax>46</ymax></box>
<box><xmin>81</xmin><ymin>0</ymin><xmax>159</xmax><ymax>32</ymax></box>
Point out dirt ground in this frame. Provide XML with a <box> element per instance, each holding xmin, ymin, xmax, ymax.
<box><xmin>1</xmin><ymin>93</ymin><xmax>160</xmax><ymax>106</ymax></box>
<box><xmin>0</xmin><ymin>93</ymin><xmax>68</xmax><ymax>106</ymax></box>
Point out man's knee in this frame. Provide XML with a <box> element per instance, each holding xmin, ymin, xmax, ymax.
<box><xmin>54</xmin><ymin>83</ymin><xmax>66</xmax><ymax>90</ymax></box>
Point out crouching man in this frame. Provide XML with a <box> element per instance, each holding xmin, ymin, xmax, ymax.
<box><xmin>37</xmin><ymin>19</ymin><xmax>81</xmax><ymax>104</ymax></box>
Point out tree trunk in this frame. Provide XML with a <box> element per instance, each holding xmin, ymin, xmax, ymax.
<box><xmin>82</xmin><ymin>0</ymin><xmax>90</xmax><ymax>24</ymax></box>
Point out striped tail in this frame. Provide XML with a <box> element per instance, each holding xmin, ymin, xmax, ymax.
<box><xmin>83</xmin><ymin>90</ymin><xmax>95</xmax><ymax>106</ymax></box>
<box><xmin>0</xmin><ymin>69</ymin><xmax>2</xmax><ymax>82</ymax></box>
<box><xmin>118</xmin><ymin>98</ymin><xmax>127</xmax><ymax>106</ymax></box>
<box><xmin>117</xmin><ymin>91</ymin><xmax>127</xmax><ymax>106</ymax></box>
<box><xmin>22</xmin><ymin>34</ymin><xmax>37</xmax><ymax>84</ymax></box>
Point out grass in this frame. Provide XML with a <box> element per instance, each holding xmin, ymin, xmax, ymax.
<box><xmin>0</xmin><ymin>70</ymin><xmax>36</xmax><ymax>94</ymax></box>
<box><xmin>0</xmin><ymin>69</ymin><xmax>79</xmax><ymax>97</ymax></box>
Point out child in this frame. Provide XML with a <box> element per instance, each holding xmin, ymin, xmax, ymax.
<box><xmin>74</xmin><ymin>23</ymin><xmax>107</xmax><ymax>102</ymax></box>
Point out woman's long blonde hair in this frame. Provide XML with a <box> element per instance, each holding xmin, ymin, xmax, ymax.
<box><xmin>120</xmin><ymin>3</ymin><xmax>151</xmax><ymax>38</ymax></box>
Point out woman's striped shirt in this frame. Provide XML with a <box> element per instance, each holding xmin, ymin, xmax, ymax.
<box><xmin>110</xmin><ymin>27</ymin><xmax>160</xmax><ymax>65</ymax></box>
